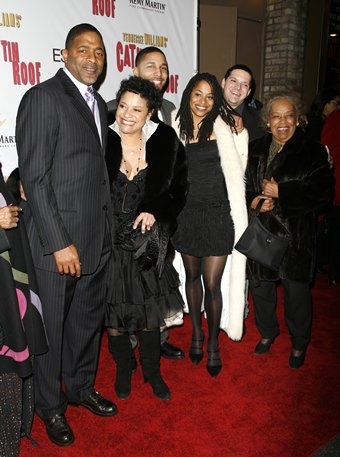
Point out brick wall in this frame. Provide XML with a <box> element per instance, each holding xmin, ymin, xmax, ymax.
<box><xmin>263</xmin><ymin>0</ymin><xmax>309</xmax><ymax>98</ymax></box>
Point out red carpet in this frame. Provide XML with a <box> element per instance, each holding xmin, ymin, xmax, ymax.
<box><xmin>20</xmin><ymin>274</ymin><xmax>339</xmax><ymax>457</ymax></box>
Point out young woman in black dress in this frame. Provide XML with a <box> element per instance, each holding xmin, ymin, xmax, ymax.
<box><xmin>172</xmin><ymin>73</ymin><xmax>248</xmax><ymax>377</ymax></box>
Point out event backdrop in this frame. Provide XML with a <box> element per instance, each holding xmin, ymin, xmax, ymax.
<box><xmin>0</xmin><ymin>0</ymin><xmax>198</xmax><ymax>175</ymax></box>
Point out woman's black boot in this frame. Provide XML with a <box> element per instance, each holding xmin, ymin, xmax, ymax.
<box><xmin>108</xmin><ymin>334</ymin><xmax>133</xmax><ymax>399</ymax></box>
<box><xmin>138</xmin><ymin>330</ymin><xmax>171</xmax><ymax>400</ymax></box>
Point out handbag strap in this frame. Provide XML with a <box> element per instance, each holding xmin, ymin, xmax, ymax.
<box><xmin>254</xmin><ymin>198</ymin><xmax>265</xmax><ymax>216</ymax></box>
<box><xmin>252</xmin><ymin>198</ymin><xmax>290</xmax><ymax>237</ymax></box>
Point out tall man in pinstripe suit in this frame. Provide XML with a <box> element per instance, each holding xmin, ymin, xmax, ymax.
<box><xmin>16</xmin><ymin>24</ymin><xmax>117</xmax><ymax>447</ymax></box>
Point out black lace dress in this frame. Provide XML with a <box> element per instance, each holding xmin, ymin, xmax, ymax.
<box><xmin>172</xmin><ymin>140</ymin><xmax>235</xmax><ymax>256</ymax></box>
<box><xmin>106</xmin><ymin>169</ymin><xmax>184</xmax><ymax>332</ymax></box>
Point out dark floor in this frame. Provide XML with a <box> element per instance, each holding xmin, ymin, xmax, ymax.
<box><xmin>313</xmin><ymin>436</ymin><xmax>340</xmax><ymax>457</ymax></box>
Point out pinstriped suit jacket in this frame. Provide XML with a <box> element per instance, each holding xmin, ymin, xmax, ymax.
<box><xmin>16</xmin><ymin>69</ymin><xmax>111</xmax><ymax>274</ymax></box>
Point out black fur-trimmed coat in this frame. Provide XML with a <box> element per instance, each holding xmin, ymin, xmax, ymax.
<box><xmin>106</xmin><ymin>121</ymin><xmax>187</xmax><ymax>241</ymax></box>
<box><xmin>246</xmin><ymin>128</ymin><xmax>334</xmax><ymax>282</ymax></box>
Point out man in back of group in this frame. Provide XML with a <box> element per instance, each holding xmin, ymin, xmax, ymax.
<box><xmin>221</xmin><ymin>64</ymin><xmax>265</xmax><ymax>141</ymax></box>
<box><xmin>107</xmin><ymin>46</ymin><xmax>175</xmax><ymax>125</ymax></box>
<box><xmin>221</xmin><ymin>64</ymin><xmax>265</xmax><ymax>325</ymax></box>
<box><xmin>107</xmin><ymin>46</ymin><xmax>184</xmax><ymax>360</ymax></box>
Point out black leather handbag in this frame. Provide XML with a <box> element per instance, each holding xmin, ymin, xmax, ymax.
<box><xmin>235</xmin><ymin>199</ymin><xmax>290</xmax><ymax>271</ymax></box>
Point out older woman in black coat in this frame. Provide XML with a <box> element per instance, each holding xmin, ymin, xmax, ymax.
<box><xmin>245</xmin><ymin>92</ymin><xmax>333</xmax><ymax>368</ymax></box>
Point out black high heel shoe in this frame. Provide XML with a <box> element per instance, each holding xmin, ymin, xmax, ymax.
<box><xmin>206</xmin><ymin>349</ymin><xmax>222</xmax><ymax>377</ymax></box>
<box><xmin>189</xmin><ymin>334</ymin><xmax>204</xmax><ymax>365</ymax></box>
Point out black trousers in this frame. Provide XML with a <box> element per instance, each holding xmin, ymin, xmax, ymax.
<box><xmin>249</xmin><ymin>278</ymin><xmax>312</xmax><ymax>351</ymax></box>
<box><xmin>34</xmin><ymin>225</ymin><xmax>112</xmax><ymax>420</ymax></box>
<box><xmin>328</xmin><ymin>205</ymin><xmax>340</xmax><ymax>283</ymax></box>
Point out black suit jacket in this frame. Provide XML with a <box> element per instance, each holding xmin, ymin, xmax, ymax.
<box><xmin>236</xmin><ymin>102</ymin><xmax>265</xmax><ymax>142</ymax></box>
<box><xmin>16</xmin><ymin>69</ymin><xmax>111</xmax><ymax>274</ymax></box>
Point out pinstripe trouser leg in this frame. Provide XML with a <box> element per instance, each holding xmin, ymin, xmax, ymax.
<box><xmin>34</xmin><ymin>231</ymin><xmax>112</xmax><ymax>419</ymax></box>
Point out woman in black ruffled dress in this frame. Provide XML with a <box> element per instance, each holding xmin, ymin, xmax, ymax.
<box><xmin>172</xmin><ymin>73</ymin><xmax>248</xmax><ymax>377</ymax></box>
<box><xmin>105</xmin><ymin>76</ymin><xmax>187</xmax><ymax>401</ymax></box>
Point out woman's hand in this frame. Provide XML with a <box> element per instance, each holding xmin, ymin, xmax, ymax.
<box><xmin>262</xmin><ymin>177</ymin><xmax>279</xmax><ymax>199</ymax></box>
<box><xmin>250</xmin><ymin>196</ymin><xmax>275</xmax><ymax>212</ymax></box>
<box><xmin>133</xmin><ymin>212</ymin><xmax>156</xmax><ymax>234</ymax></box>
<box><xmin>0</xmin><ymin>205</ymin><xmax>22</xmax><ymax>229</ymax></box>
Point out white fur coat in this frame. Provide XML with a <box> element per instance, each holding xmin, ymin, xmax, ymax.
<box><xmin>172</xmin><ymin>113</ymin><xmax>248</xmax><ymax>341</ymax></box>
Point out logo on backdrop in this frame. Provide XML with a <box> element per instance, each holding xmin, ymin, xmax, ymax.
<box><xmin>0</xmin><ymin>118</ymin><xmax>16</xmax><ymax>151</ymax></box>
<box><xmin>0</xmin><ymin>112</ymin><xmax>16</xmax><ymax>152</ymax></box>
<box><xmin>1</xmin><ymin>40</ymin><xmax>41</xmax><ymax>85</ymax></box>
<box><xmin>0</xmin><ymin>12</ymin><xmax>22</xmax><ymax>28</ymax></box>
<box><xmin>116</xmin><ymin>31</ymin><xmax>168</xmax><ymax>72</ymax></box>
<box><xmin>129</xmin><ymin>0</ymin><xmax>166</xmax><ymax>14</ymax></box>
<box><xmin>115</xmin><ymin>30</ymin><xmax>178</xmax><ymax>93</ymax></box>
<box><xmin>92</xmin><ymin>0</ymin><xmax>115</xmax><ymax>18</ymax></box>
<box><xmin>1</xmin><ymin>11</ymin><xmax>41</xmax><ymax>85</ymax></box>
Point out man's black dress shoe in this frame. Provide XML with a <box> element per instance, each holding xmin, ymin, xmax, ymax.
<box><xmin>78</xmin><ymin>391</ymin><xmax>118</xmax><ymax>416</ymax></box>
<box><xmin>44</xmin><ymin>413</ymin><xmax>74</xmax><ymax>447</ymax></box>
<box><xmin>254</xmin><ymin>337</ymin><xmax>275</xmax><ymax>355</ymax></box>
<box><xmin>289</xmin><ymin>349</ymin><xmax>306</xmax><ymax>369</ymax></box>
<box><xmin>160</xmin><ymin>341</ymin><xmax>184</xmax><ymax>359</ymax></box>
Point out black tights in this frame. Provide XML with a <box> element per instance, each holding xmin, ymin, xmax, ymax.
<box><xmin>181</xmin><ymin>254</ymin><xmax>227</xmax><ymax>352</ymax></box>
